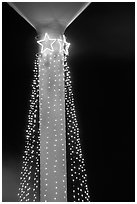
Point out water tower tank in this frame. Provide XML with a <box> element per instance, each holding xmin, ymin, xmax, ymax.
<box><xmin>8</xmin><ymin>2</ymin><xmax>90</xmax><ymax>36</ymax></box>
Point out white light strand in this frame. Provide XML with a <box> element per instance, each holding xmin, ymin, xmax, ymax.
<box><xmin>18</xmin><ymin>57</ymin><xmax>40</xmax><ymax>202</ymax></box>
<box><xmin>18</xmin><ymin>33</ymin><xmax>90</xmax><ymax>202</ymax></box>
<box><xmin>64</xmin><ymin>52</ymin><xmax>91</xmax><ymax>202</ymax></box>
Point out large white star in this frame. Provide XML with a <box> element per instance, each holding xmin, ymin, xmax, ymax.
<box><xmin>37</xmin><ymin>33</ymin><xmax>56</xmax><ymax>53</ymax></box>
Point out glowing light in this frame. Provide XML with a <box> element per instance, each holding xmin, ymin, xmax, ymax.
<box><xmin>17</xmin><ymin>57</ymin><xmax>40</xmax><ymax>202</ymax></box>
<box><xmin>64</xmin><ymin>51</ymin><xmax>90</xmax><ymax>201</ymax></box>
<box><xmin>37</xmin><ymin>32</ymin><xmax>56</xmax><ymax>54</ymax></box>
<box><xmin>18</xmin><ymin>32</ymin><xmax>90</xmax><ymax>202</ymax></box>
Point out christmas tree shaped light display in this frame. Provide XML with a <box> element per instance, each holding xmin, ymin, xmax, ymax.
<box><xmin>8</xmin><ymin>2</ymin><xmax>91</xmax><ymax>202</ymax></box>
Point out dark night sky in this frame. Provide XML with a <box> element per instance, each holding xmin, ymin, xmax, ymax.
<box><xmin>2</xmin><ymin>2</ymin><xmax>134</xmax><ymax>202</ymax></box>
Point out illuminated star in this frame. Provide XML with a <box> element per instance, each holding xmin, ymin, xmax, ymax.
<box><xmin>63</xmin><ymin>35</ymin><xmax>70</xmax><ymax>55</ymax></box>
<box><xmin>37</xmin><ymin>33</ymin><xmax>56</xmax><ymax>53</ymax></box>
<box><xmin>58</xmin><ymin>36</ymin><xmax>70</xmax><ymax>55</ymax></box>
<box><xmin>64</xmin><ymin>36</ymin><xmax>70</xmax><ymax>55</ymax></box>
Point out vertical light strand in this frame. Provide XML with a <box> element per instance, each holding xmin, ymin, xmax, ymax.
<box><xmin>64</xmin><ymin>50</ymin><xmax>91</xmax><ymax>202</ymax></box>
<box><xmin>17</xmin><ymin>56</ymin><xmax>40</xmax><ymax>202</ymax></box>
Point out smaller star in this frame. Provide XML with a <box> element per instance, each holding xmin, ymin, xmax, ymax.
<box><xmin>63</xmin><ymin>35</ymin><xmax>70</xmax><ymax>55</ymax></box>
<box><xmin>37</xmin><ymin>33</ymin><xmax>56</xmax><ymax>54</ymax></box>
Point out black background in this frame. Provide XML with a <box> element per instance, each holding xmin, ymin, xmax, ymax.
<box><xmin>2</xmin><ymin>2</ymin><xmax>135</xmax><ymax>202</ymax></box>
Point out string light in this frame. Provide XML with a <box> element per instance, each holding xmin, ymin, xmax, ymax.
<box><xmin>64</xmin><ymin>41</ymin><xmax>91</xmax><ymax>201</ymax></box>
<box><xmin>17</xmin><ymin>56</ymin><xmax>40</xmax><ymax>202</ymax></box>
<box><xmin>18</xmin><ymin>32</ymin><xmax>90</xmax><ymax>202</ymax></box>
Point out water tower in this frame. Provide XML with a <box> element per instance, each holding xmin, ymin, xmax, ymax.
<box><xmin>8</xmin><ymin>2</ymin><xmax>91</xmax><ymax>202</ymax></box>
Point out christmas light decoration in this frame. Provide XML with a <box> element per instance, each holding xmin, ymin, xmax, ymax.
<box><xmin>64</xmin><ymin>60</ymin><xmax>90</xmax><ymax>202</ymax></box>
<box><xmin>37</xmin><ymin>33</ymin><xmax>56</xmax><ymax>54</ymax></box>
<box><xmin>17</xmin><ymin>58</ymin><xmax>40</xmax><ymax>202</ymax></box>
<box><xmin>18</xmin><ymin>32</ymin><xmax>90</xmax><ymax>202</ymax></box>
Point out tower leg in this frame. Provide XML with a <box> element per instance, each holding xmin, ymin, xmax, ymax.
<box><xmin>39</xmin><ymin>51</ymin><xmax>67</xmax><ymax>202</ymax></box>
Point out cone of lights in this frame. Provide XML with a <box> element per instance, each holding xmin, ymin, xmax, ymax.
<box><xmin>8</xmin><ymin>2</ymin><xmax>91</xmax><ymax>202</ymax></box>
